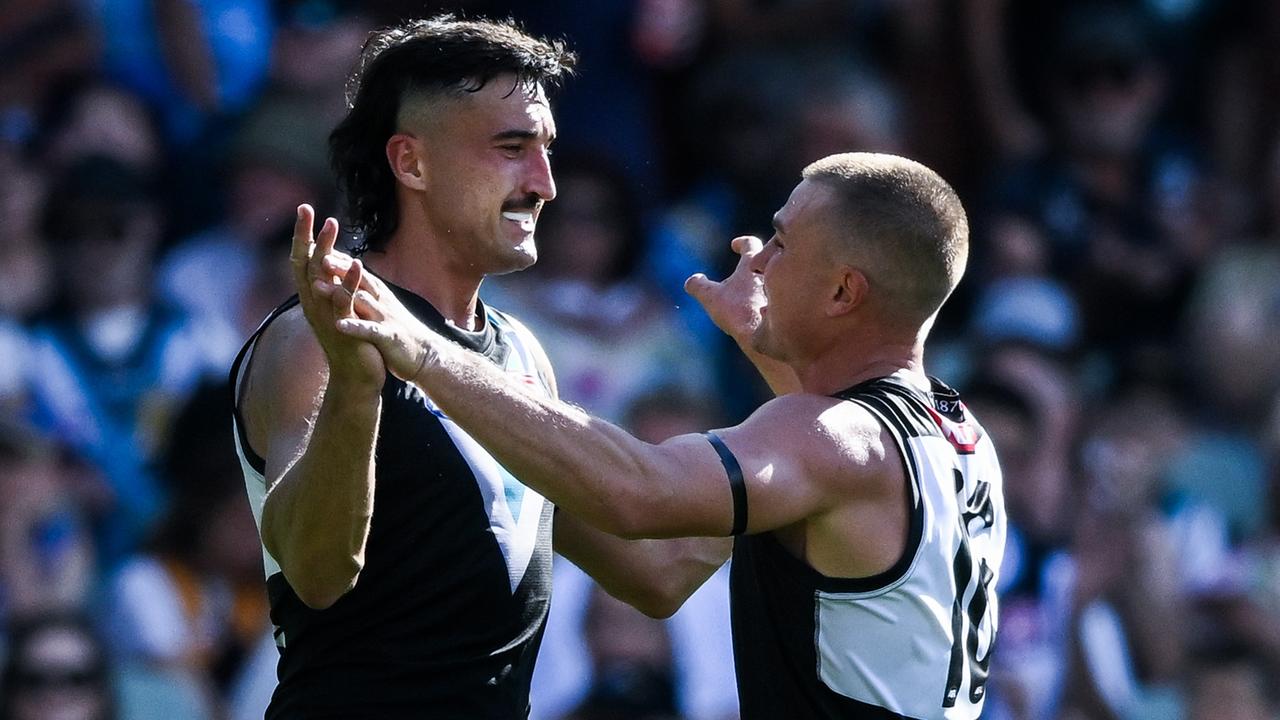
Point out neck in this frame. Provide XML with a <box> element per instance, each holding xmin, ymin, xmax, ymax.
<box><xmin>362</xmin><ymin>218</ymin><xmax>485</xmax><ymax>331</ymax></box>
<box><xmin>792</xmin><ymin>331</ymin><xmax>927</xmax><ymax>397</ymax></box>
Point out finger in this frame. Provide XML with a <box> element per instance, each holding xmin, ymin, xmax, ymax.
<box><xmin>351</xmin><ymin>289</ymin><xmax>387</xmax><ymax>322</ymax></box>
<box><xmin>355</xmin><ymin>267</ymin><xmax>386</xmax><ymax>300</ymax></box>
<box><xmin>290</xmin><ymin>205</ymin><xmax>315</xmax><ymax>265</ymax></box>
<box><xmin>335</xmin><ymin>318</ymin><xmax>385</xmax><ymax>344</ymax></box>
<box><xmin>312</xmin><ymin>278</ymin><xmax>340</xmax><ymax>298</ymax></box>
<box><xmin>730</xmin><ymin>235</ymin><xmax>763</xmax><ymax>256</ymax></box>
<box><xmin>314</xmin><ymin>278</ymin><xmax>354</xmax><ymax>322</ymax></box>
<box><xmin>291</xmin><ymin>205</ymin><xmax>316</xmax><ymax>292</ymax></box>
<box><xmin>310</xmin><ymin>217</ymin><xmax>339</xmax><ymax>282</ymax></box>
<box><xmin>683</xmin><ymin>273</ymin><xmax>719</xmax><ymax>302</ymax></box>
<box><xmin>342</xmin><ymin>259</ymin><xmax>364</xmax><ymax>315</ymax></box>
<box><xmin>321</xmin><ymin>252</ymin><xmax>354</xmax><ymax>278</ymax></box>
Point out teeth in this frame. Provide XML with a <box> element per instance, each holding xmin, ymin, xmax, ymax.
<box><xmin>502</xmin><ymin>211</ymin><xmax>536</xmax><ymax>232</ymax></box>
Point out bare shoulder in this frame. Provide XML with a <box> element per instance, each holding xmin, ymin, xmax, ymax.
<box><xmin>246</xmin><ymin>306</ymin><xmax>325</xmax><ymax>393</ymax></box>
<box><xmin>736</xmin><ymin>393</ymin><xmax>900</xmax><ymax>494</ymax></box>
<box><xmin>241</xmin><ymin>305</ymin><xmax>328</xmax><ymax>452</ymax></box>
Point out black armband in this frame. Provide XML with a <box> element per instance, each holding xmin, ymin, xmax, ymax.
<box><xmin>703</xmin><ymin>431</ymin><xmax>748</xmax><ymax>536</ymax></box>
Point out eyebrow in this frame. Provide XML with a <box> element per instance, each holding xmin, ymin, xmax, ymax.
<box><xmin>491</xmin><ymin>129</ymin><xmax>556</xmax><ymax>144</ymax></box>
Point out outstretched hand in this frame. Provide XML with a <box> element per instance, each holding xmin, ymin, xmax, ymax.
<box><xmin>290</xmin><ymin>205</ymin><xmax>385</xmax><ymax>387</ymax></box>
<box><xmin>683</xmin><ymin>235</ymin><xmax>766</xmax><ymax>344</ymax></box>
<box><xmin>310</xmin><ymin>252</ymin><xmax>445</xmax><ymax>386</ymax></box>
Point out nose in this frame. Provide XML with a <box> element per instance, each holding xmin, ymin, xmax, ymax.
<box><xmin>748</xmin><ymin>240</ymin><xmax>774</xmax><ymax>274</ymax></box>
<box><xmin>525</xmin><ymin>146</ymin><xmax>556</xmax><ymax>202</ymax></box>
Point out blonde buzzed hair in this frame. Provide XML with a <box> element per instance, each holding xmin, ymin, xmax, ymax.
<box><xmin>803</xmin><ymin>152</ymin><xmax>969</xmax><ymax>327</ymax></box>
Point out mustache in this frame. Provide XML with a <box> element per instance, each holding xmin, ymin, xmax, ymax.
<box><xmin>501</xmin><ymin>194</ymin><xmax>542</xmax><ymax>213</ymax></box>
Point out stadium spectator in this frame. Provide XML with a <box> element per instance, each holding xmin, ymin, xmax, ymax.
<box><xmin>0</xmin><ymin>422</ymin><xmax>95</xmax><ymax>624</ymax></box>
<box><xmin>0</xmin><ymin>0</ymin><xmax>97</xmax><ymax>148</ymax></box>
<box><xmin>986</xmin><ymin>1</ymin><xmax>1211</xmax><ymax>377</ymax></box>
<box><xmin>158</xmin><ymin>93</ymin><xmax>334</xmax><ymax>338</ymax></box>
<box><xmin>34</xmin><ymin>81</ymin><xmax>163</xmax><ymax>176</ymax></box>
<box><xmin>561</xmin><ymin>587</ymin><xmax>683</xmax><ymax>720</ymax></box>
<box><xmin>1185</xmin><ymin>646</ymin><xmax>1275</xmax><ymax>720</ymax></box>
<box><xmin>0</xmin><ymin>613</ymin><xmax>114</xmax><ymax>720</ymax></box>
<box><xmin>24</xmin><ymin>156</ymin><xmax>235</xmax><ymax>567</ymax></box>
<box><xmin>103</xmin><ymin>382</ymin><xmax>269</xmax><ymax>719</ymax></box>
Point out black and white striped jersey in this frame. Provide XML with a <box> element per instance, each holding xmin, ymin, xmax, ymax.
<box><xmin>731</xmin><ymin>371</ymin><xmax>1005</xmax><ymax>720</ymax></box>
<box><xmin>230</xmin><ymin>282</ymin><xmax>556</xmax><ymax>719</ymax></box>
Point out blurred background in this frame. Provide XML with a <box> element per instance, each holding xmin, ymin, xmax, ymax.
<box><xmin>1</xmin><ymin>0</ymin><xmax>1279</xmax><ymax>718</ymax></box>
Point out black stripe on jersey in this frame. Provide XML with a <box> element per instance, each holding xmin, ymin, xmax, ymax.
<box><xmin>857</xmin><ymin>395</ymin><xmax>917</xmax><ymax>440</ymax></box>
<box><xmin>890</xmin><ymin>391</ymin><xmax>935</xmax><ymax>438</ymax></box>
<box><xmin>875</xmin><ymin>383</ymin><xmax>941</xmax><ymax>436</ymax></box>
<box><xmin>870</xmin><ymin>379</ymin><xmax>942</xmax><ymax>435</ymax></box>
<box><xmin>229</xmin><ymin>295</ymin><xmax>301</xmax><ymax>475</ymax></box>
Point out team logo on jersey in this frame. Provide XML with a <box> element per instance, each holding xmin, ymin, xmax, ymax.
<box><xmin>925</xmin><ymin>406</ymin><xmax>981</xmax><ymax>454</ymax></box>
<box><xmin>398</xmin><ymin>373</ymin><xmax>544</xmax><ymax>419</ymax></box>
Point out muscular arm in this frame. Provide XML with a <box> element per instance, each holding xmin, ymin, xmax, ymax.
<box><xmin>243</xmin><ymin>309</ymin><xmax>381</xmax><ymax>610</ymax></box>
<box><xmin>519</xmin><ymin>329</ymin><xmax>732</xmax><ymax>617</ymax></box>
<box><xmin>243</xmin><ymin>206</ymin><xmax>386</xmax><ymax>610</ymax></box>
<box><xmin>318</xmin><ymin>257</ymin><xmax>897</xmax><ymax>540</ymax></box>
<box><xmin>554</xmin><ymin>514</ymin><xmax>731</xmax><ymax>618</ymax></box>
<box><xmin>407</xmin><ymin>343</ymin><xmax>848</xmax><ymax>537</ymax></box>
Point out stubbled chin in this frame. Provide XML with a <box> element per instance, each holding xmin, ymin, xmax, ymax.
<box><xmin>492</xmin><ymin>241</ymin><xmax>537</xmax><ymax>275</ymax></box>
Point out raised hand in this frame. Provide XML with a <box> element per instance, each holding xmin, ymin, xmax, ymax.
<box><xmin>290</xmin><ymin>205</ymin><xmax>385</xmax><ymax>387</ymax></box>
<box><xmin>683</xmin><ymin>235</ymin><xmax>766</xmax><ymax>344</ymax></box>
<box><xmin>685</xmin><ymin>235</ymin><xmax>800</xmax><ymax>395</ymax></box>
<box><xmin>312</xmin><ymin>255</ymin><xmax>443</xmax><ymax>386</ymax></box>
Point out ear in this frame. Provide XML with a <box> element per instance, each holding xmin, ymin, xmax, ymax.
<box><xmin>826</xmin><ymin>266</ymin><xmax>867</xmax><ymax>318</ymax></box>
<box><xmin>385</xmin><ymin>133</ymin><xmax>428</xmax><ymax>191</ymax></box>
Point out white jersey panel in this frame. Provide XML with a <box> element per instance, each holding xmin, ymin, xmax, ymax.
<box><xmin>815</xmin><ymin>401</ymin><xmax>1005</xmax><ymax>719</ymax></box>
<box><xmin>233</xmin><ymin>422</ymin><xmax>283</xmax><ymax>580</ymax></box>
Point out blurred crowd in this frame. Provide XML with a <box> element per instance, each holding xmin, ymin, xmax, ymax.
<box><xmin>2</xmin><ymin>0</ymin><xmax>1280</xmax><ymax>718</ymax></box>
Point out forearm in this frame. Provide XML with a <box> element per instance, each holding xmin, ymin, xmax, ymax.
<box><xmin>555</xmin><ymin>512</ymin><xmax>731</xmax><ymax>618</ymax></box>
<box><xmin>419</xmin><ymin>344</ymin><xmax>711</xmax><ymax>538</ymax></box>
<box><xmin>263</xmin><ymin>377</ymin><xmax>381</xmax><ymax>608</ymax></box>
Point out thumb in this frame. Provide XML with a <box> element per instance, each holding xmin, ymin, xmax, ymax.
<box><xmin>335</xmin><ymin>318</ymin><xmax>383</xmax><ymax>344</ymax></box>
<box><xmin>731</xmin><ymin>235</ymin><xmax>763</xmax><ymax>256</ymax></box>
<box><xmin>684</xmin><ymin>273</ymin><xmax>717</xmax><ymax>302</ymax></box>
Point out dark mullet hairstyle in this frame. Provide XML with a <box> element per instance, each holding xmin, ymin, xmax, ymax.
<box><xmin>329</xmin><ymin>15</ymin><xmax>575</xmax><ymax>255</ymax></box>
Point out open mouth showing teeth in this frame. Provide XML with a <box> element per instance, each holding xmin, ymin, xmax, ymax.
<box><xmin>502</xmin><ymin>211</ymin><xmax>536</xmax><ymax>231</ymax></box>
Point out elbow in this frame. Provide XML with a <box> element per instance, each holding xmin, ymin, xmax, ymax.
<box><xmin>292</xmin><ymin>568</ymin><xmax>361</xmax><ymax>610</ymax></box>
<box><xmin>287</xmin><ymin>556</ymin><xmax>363</xmax><ymax>610</ymax></box>
<box><xmin>630</xmin><ymin>575</ymin><xmax>695</xmax><ymax>619</ymax></box>
<box><xmin>605</xmin><ymin>579</ymin><xmax>689</xmax><ymax>620</ymax></box>
<box><xmin>633</xmin><ymin>591</ymin><xmax>685</xmax><ymax>620</ymax></box>
<box><xmin>262</xmin><ymin>525</ymin><xmax>363</xmax><ymax>610</ymax></box>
